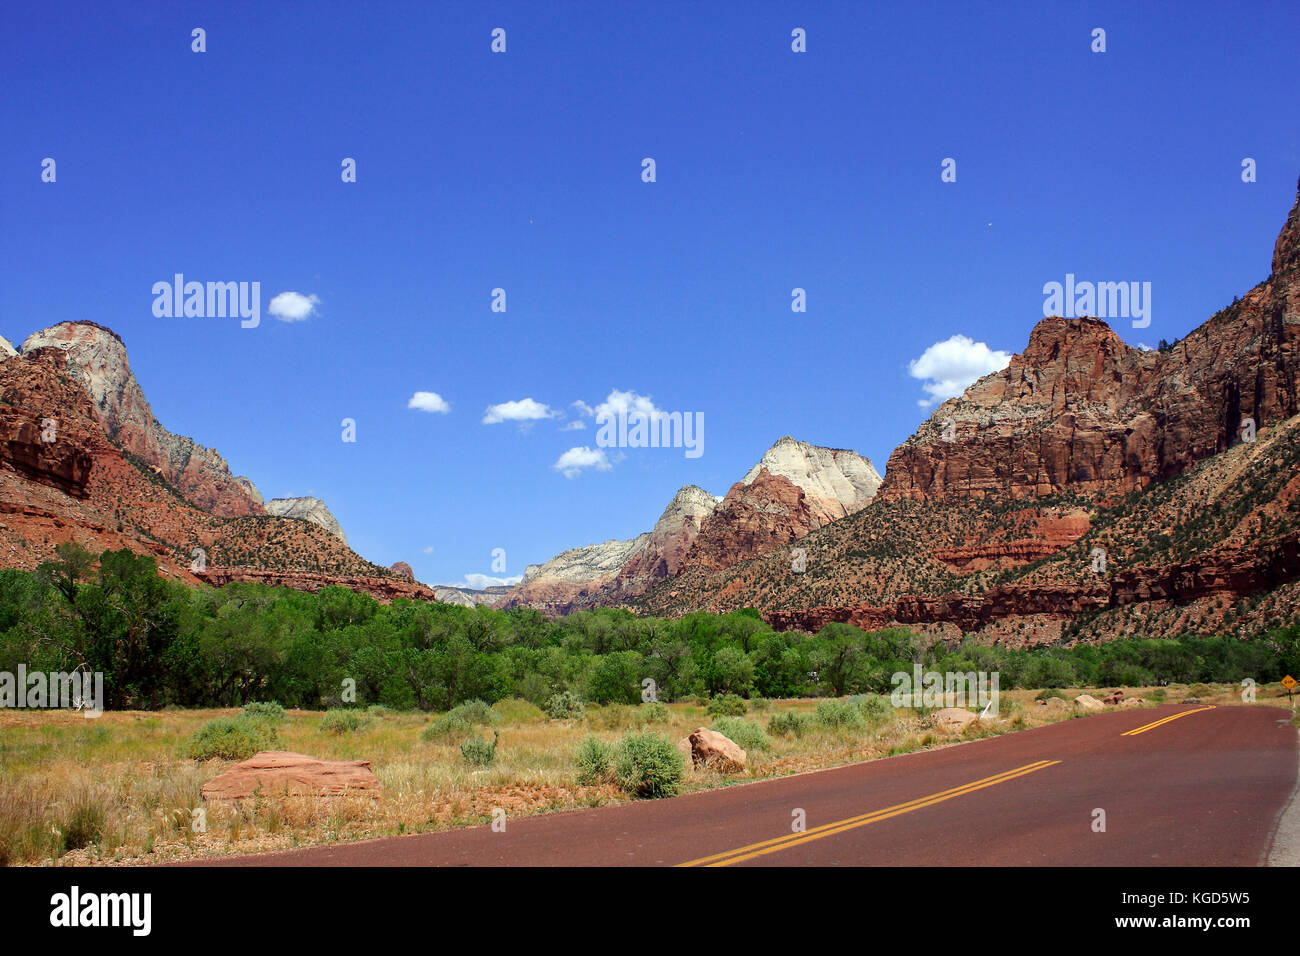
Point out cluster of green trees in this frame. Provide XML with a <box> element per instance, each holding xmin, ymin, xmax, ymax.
<box><xmin>1</xmin><ymin>546</ymin><xmax>1295</xmax><ymax>711</ymax></box>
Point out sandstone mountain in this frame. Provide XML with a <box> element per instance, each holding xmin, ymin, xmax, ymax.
<box><xmin>638</xmin><ymin>176</ymin><xmax>1300</xmax><ymax>645</ymax></box>
<box><xmin>0</xmin><ymin>336</ymin><xmax>16</xmax><ymax>359</ymax></box>
<box><xmin>0</xmin><ymin>323</ymin><xmax>426</xmax><ymax>604</ymax></box>
<box><xmin>265</xmin><ymin>496</ymin><xmax>348</xmax><ymax>545</ymax></box>
<box><xmin>505</xmin><ymin>439</ymin><xmax>881</xmax><ymax>613</ymax></box>
<box><xmin>20</xmin><ymin>322</ymin><xmax>266</xmax><ymax>517</ymax></box>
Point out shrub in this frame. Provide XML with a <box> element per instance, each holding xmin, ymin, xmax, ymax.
<box><xmin>1186</xmin><ymin>683</ymin><xmax>1213</xmax><ymax>699</ymax></box>
<box><xmin>574</xmin><ymin>736</ymin><xmax>615</xmax><ymax>785</ymax></box>
<box><xmin>320</xmin><ymin>709</ymin><xmax>369</xmax><ymax>735</ymax></box>
<box><xmin>460</xmin><ymin>732</ymin><xmax>499</xmax><ymax>767</ymax></box>
<box><xmin>815</xmin><ymin>698</ymin><xmax>864</xmax><ymax>730</ymax></box>
<box><xmin>545</xmin><ymin>691</ymin><xmax>585</xmax><ymax>720</ymax></box>
<box><xmin>853</xmin><ymin>694</ymin><xmax>893</xmax><ymax>723</ymax></box>
<box><xmin>422</xmin><ymin>713</ymin><xmax>470</xmax><ymax>741</ymax></box>
<box><xmin>242</xmin><ymin>701</ymin><xmax>286</xmax><ymax>723</ymax></box>
<box><xmin>710</xmin><ymin>716</ymin><xmax>772</xmax><ymax>752</ymax></box>
<box><xmin>640</xmin><ymin>701</ymin><xmax>671</xmax><ymax>724</ymax></box>
<box><xmin>185</xmin><ymin>716</ymin><xmax>277</xmax><ymax>760</ymax></box>
<box><xmin>367</xmin><ymin>704</ymin><xmax>394</xmax><ymax>716</ymax></box>
<box><xmin>768</xmin><ymin>711</ymin><xmax>811</xmax><ymax>737</ymax></box>
<box><xmin>706</xmin><ymin>693</ymin><xmax>748</xmax><ymax>717</ymax></box>
<box><xmin>613</xmin><ymin>731</ymin><xmax>685</xmax><ymax>798</ymax></box>
<box><xmin>1035</xmin><ymin>689</ymin><xmax>1066</xmax><ymax>701</ymax></box>
<box><xmin>492</xmin><ymin>697</ymin><xmax>544</xmax><ymax>724</ymax></box>
<box><xmin>452</xmin><ymin>699</ymin><xmax>499</xmax><ymax>726</ymax></box>
<box><xmin>586</xmin><ymin>704</ymin><xmax>640</xmax><ymax>731</ymax></box>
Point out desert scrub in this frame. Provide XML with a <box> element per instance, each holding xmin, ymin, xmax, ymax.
<box><xmin>1035</xmin><ymin>689</ymin><xmax>1066</xmax><ymax>701</ymax></box>
<box><xmin>640</xmin><ymin>701</ymin><xmax>671</xmax><ymax>724</ymax></box>
<box><xmin>706</xmin><ymin>693</ymin><xmax>748</xmax><ymax>717</ymax></box>
<box><xmin>242</xmin><ymin>701</ymin><xmax>287</xmax><ymax>723</ymax></box>
<box><xmin>815</xmin><ymin>698</ymin><xmax>864</xmax><ymax>730</ymax></box>
<box><xmin>460</xmin><ymin>732</ymin><xmax>499</xmax><ymax>767</ymax></box>
<box><xmin>450</xmin><ymin>699</ymin><xmax>499</xmax><ymax>726</ymax></box>
<box><xmin>492</xmin><ymin>697</ymin><xmax>543</xmax><ymax>723</ymax></box>
<box><xmin>574</xmin><ymin>736</ymin><xmax>615</xmax><ymax>785</ymax></box>
<box><xmin>613</xmin><ymin>731</ymin><xmax>684</xmax><ymax>798</ymax></box>
<box><xmin>320</xmin><ymin>709</ymin><xmax>370</xmax><ymax>735</ymax></box>
<box><xmin>545</xmin><ymin>691</ymin><xmax>585</xmax><ymax>720</ymax></box>
<box><xmin>423</xmin><ymin>700</ymin><xmax>499</xmax><ymax>741</ymax></box>
<box><xmin>852</xmin><ymin>694</ymin><xmax>892</xmax><ymax>723</ymax></box>
<box><xmin>184</xmin><ymin>715</ymin><xmax>278</xmax><ymax>760</ymax></box>
<box><xmin>710</xmin><ymin>716</ymin><xmax>772</xmax><ymax>752</ymax></box>
<box><xmin>767</xmin><ymin>711</ymin><xmax>811</xmax><ymax>738</ymax></box>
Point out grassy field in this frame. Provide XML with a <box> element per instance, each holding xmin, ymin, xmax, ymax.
<box><xmin>0</xmin><ymin>682</ymin><xmax>1292</xmax><ymax>866</ymax></box>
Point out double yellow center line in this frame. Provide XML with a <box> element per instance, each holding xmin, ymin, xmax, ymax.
<box><xmin>677</xmin><ymin>703</ymin><xmax>1220</xmax><ymax>867</ymax></box>
<box><xmin>1119</xmin><ymin>705</ymin><xmax>1215</xmax><ymax>737</ymax></box>
<box><xmin>676</xmin><ymin>759</ymin><xmax>1061</xmax><ymax>867</ymax></box>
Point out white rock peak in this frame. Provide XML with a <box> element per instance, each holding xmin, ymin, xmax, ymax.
<box><xmin>741</xmin><ymin>436</ymin><xmax>882</xmax><ymax>519</ymax></box>
<box><xmin>265</xmin><ymin>496</ymin><xmax>348</xmax><ymax>546</ymax></box>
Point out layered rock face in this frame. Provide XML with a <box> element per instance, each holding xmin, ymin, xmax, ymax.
<box><xmin>0</xmin><ymin>323</ymin><xmax>423</xmax><ymax>605</ymax></box>
<box><xmin>684</xmin><ymin>438</ymin><xmax>881</xmax><ymax>574</ymax></box>
<box><xmin>506</xmin><ymin>438</ymin><xmax>879</xmax><ymax>613</ymax></box>
<box><xmin>20</xmin><ymin>322</ymin><xmax>266</xmax><ymax>517</ymax></box>
<box><xmin>642</xmin><ymin>176</ymin><xmax>1300</xmax><ymax>643</ymax></box>
<box><xmin>265</xmin><ymin>496</ymin><xmax>347</xmax><ymax>545</ymax></box>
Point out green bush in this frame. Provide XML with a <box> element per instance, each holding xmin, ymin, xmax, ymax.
<box><xmin>1035</xmin><ymin>689</ymin><xmax>1066</xmax><ymax>701</ymax></box>
<box><xmin>185</xmin><ymin>716</ymin><xmax>278</xmax><ymax>760</ymax></box>
<box><xmin>613</xmin><ymin>731</ymin><xmax>685</xmax><ymax>798</ymax></box>
<box><xmin>768</xmin><ymin>711</ymin><xmax>812</xmax><ymax>737</ymax></box>
<box><xmin>320</xmin><ymin>709</ymin><xmax>369</xmax><ymax>735</ymax></box>
<box><xmin>710</xmin><ymin>716</ymin><xmax>772</xmax><ymax>752</ymax></box>
<box><xmin>367</xmin><ymin>704</ymin><xmax>394</xmax><ymax>716</ymax></box>
<box><xmin>492</xmin><ymin>697</ymin><xmax>544</xmax><ymax>723</ymax></box>
<box><xmin>1186</xmin><ymin>683</ymin><xmax>1213</xmax><ymax>699</ymax></box>
<box><xmin>706</xmin><ymin>693</ymin><xmax>748</xmax><ymax>717</ymax></box>
<box><xmin>574</xmin><ymin>736</ymin><xmax>615</xmax><ymax>785</ymax></box>
<box><xmin>422</xmin><ymin>713</ymin><xmax>470</xmax><ymax>741</ymax></box>
<box><xmin>545</xmin><ymin>691</ymin><xmax>585</xmax><ymax>720</ymax></box>
<box><xmin>60</xmin><ymin>796</ymin><xmax>105</xmax><ymax>852</ymax></box>
<box><xmin>241</xmin><ymin>701</ymin><xmax>286</xmax><ymax>723</ymax></box>
<box><xmin>640</xmin><ymin>701</ymin><xmax>671</xmax><ymax>724</ymax></box>
<box><xmin>853</xmin><ymin>694</ymin><xmax>893</xmax><ymax>723</ymax></box>
<box><xmin>815</xmin><ymin>698</ymin><xmax>864</xmax><ymax>730</ymax></box>
<box><xmin>460</xmin><ymin>732</ymin><xmax>499</xmax><ymax>767</ymax></box>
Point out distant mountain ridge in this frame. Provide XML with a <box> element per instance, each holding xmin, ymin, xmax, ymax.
<box><xmin>505</xmin><ymin>437</ymin><xmax>882</xmax><ymax>614</ymax></box>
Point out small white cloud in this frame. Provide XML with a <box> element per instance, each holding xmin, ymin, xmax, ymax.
<box><xmin>422</xmin><ymin>546</ymin><xmax>435</xmax><ymax>555</ymax></box>
<box><xmin>267</xmin><ymin>291</ymin><xmax>321</xmax><ymax>322</ymax></box>
<box><xmin>552</xmin><ymin>446</ymin><xmax>611</xmax><ymax>478</ymax></box>
<box><xmin>482</xmin><ymin>397</ymin><xmax>556</xmax><ymax>425</ymax></box>
<box><xmin>907</xmin><ymin>335</ymin><xmax>1012</xmax><ymax>407</ymax></box>
<box><xmin>572</xmin><ymin>400</ymin><xmax>595</xmax><ymax>417</ymax></box>
<box><xmin>407</xmin><ymin>391</ymin><xmax>450</xmax><ymax>414</ymax></box>
<box><xmin>560</xmin><ymin>420</ymin><xmax>586</xmax><ymax>431</ymax></box>
<box><xmin>594</xmin><ymin>389</ymin><xmax>666</xmax><ymax>424</ymax></box>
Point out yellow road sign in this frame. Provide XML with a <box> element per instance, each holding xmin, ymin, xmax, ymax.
<box><xmin>1283</xmin><ymin>675</ymin><xmax>1297</xmax><ymax>690</ymax></box>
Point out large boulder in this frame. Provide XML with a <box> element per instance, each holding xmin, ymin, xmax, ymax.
<box><xmin>684</xmin><ymin>727</ymin><xmax>747</xmax><ymax>773</ymax></box>
<box><xmin>1038</xmin><ymin>697</ymin><xmax>1070</xmax><ymax>715</ymax></box>
<box><xmin>928</xmin><ymin>707</ymin><xmax>980</xmax><ymax>732</ymax></box>
<box><xmin>1073</xmin><ymin>694</ymin><xmax>1105</xmax><ymax>713</ymax></box>
<box><xmin>200</xmin><ymin>751</ymin><xmax>382</xmax><ymax>801</ymax></box>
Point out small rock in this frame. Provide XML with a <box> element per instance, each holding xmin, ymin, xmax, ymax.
<box><xmin>928</xmin><ymin>707</ymin><xmax>980</xmax><ymax>732</ymax></box>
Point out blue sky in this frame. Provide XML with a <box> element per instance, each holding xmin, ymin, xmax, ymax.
<box><xmin>2</xmin><ymin>1</ymin><xmax>1298</xmax><ymax>587</ymax></box>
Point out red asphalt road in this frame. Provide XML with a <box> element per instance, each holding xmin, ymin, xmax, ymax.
<box><xmin>199</xmin><ymin>703</ymin><xmax>1297</xmax><ymax>867</ymax></box>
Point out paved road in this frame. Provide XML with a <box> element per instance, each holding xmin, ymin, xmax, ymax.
<box><xmin>201</xmin><ymin>703</ymin><xmax>1298</xmax><ymax>867</ymax></box>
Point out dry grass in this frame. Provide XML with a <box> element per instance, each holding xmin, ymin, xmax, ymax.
<box><xmin>1</xmin><ymin>683</ymin><xmax>1289</xmax><ymax>866</ymax></box>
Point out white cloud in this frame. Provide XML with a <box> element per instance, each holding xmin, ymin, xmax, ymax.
<box><xmin>267</xmin><ymin>291</ymin><xmax>321</xmax><ymax>322</ymax></box>
<box><xmin>572</xmin><ymin>400</ymin><xmax>595</xmax><ymax>417</ymax></box>
<box><xmin>560</xmin><ymin>420</ymin><xmax>586</xmax><ymax>431</ymax></box>
<box><xmin>407</xmin><ymin>391</ymin><xmax>451</xmax><ymax>414</ymax></box>
<box><xmin>552</xmin><ymin>446</ymin><xmax>611</xmax><ymax>478</ymax></box>
<box><xmin>422</xmin><ymin>546</ymin><xmax>435</xmax><ymax>555</ymax></box>
<box><xmin>594</xmin><ymin>389</ymin><xmax>667</xmax><ymax>424</ymax></box>
<box><xmin>482</xmin><ymin>397</ymin><xmax>556</xmax><ymax>425</ymax></box>
<box><xmin>907</xmin><ymin>335</ymin><xmax>1011</xmax><ymax>407</ymax></box>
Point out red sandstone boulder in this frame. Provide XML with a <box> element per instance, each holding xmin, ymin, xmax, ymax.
<box><xmin>684</xmin><ymin>727</ymin><xmax>747</xmax><ymax>773</ymax></box>
<box><xmin>200</xmin><ymin>751</ymin><xmax>382</xmax><ymax>801</ymax></box>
